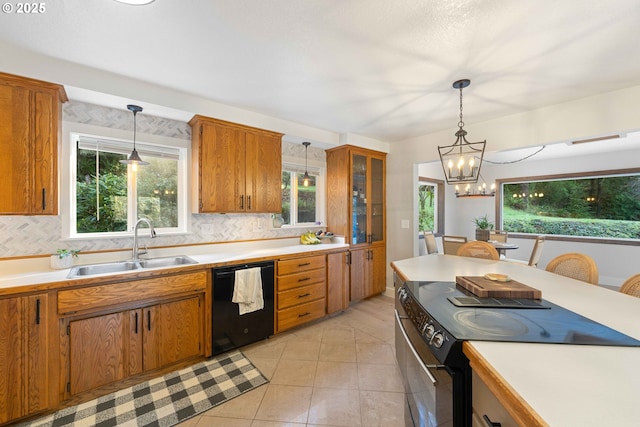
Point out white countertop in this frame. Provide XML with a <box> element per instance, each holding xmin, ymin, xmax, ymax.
<box><xmin>0</xmin><ymin>238</ymin><xmax>349</xmax><ymax>289</ymax></box>
<box><xmin>391</xmin><ymin>254</ymin><xmax>640</xmax><ymax>427</ymax></box>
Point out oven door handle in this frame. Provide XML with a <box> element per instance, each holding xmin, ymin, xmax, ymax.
<box><xmin>395</xmin><ymin>310</ymin><xmax>442</xmax><ymax>386</ymax></box>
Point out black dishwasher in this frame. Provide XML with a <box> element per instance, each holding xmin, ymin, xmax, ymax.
<box><xmin>211</xmin><ymin>261</ymin><xmax>275</xmax><ymax>355</ymax></box>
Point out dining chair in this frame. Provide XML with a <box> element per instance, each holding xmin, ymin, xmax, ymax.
<box><xmin>442</xmin><ymin>235</ymin><xmax>468</xmax><ymax>255</ymax></box>
<box><xmin>619</xmin><ymin>273</ymin><xmax>640</xmax><ymax>298</ymax></box>
<box><xmin>456</xmin><ymin>241</ymin><xmax>500</xmax><ymax>260</ymax></box>
<box><xmin>489</xmin><ymin>230</ymin><xmax>508</xmax><ymax>243</ymax></box>
<box><xmin>545</xmin><ymin>252</ymin><xmax>599</xmax><ymax>285</ymax></box>
<box><xmin>527</xmin><ymin>235</ymin><xmax>545</xmax><ymax>267</ymax></box>
<box><xmin>423</xmin><ymin>231</ymin><xmax>438</xmax><ymax>254</ymax></box>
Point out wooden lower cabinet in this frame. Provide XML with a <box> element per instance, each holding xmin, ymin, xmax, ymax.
<box><xmin>142</xmin><ymin>297</ymin><xmax>202</xmax><ymax>371</ymax></box>
<box><xmin>349</xmin><ymin>245</ymin><xmax>386</xmax><ymax>301</ymax></box>
<box><xmin>276</xmin><ymin>255</ymin><xmax>326</xmax><ymax>332</ymax></box>
<box><xmin>0</xmin><ymin>293</ymin><xmax>49</xmax><ymax>424</ymax></box>
<box><xmin>471</xmin><ymin>370</ymin><xmax>520</xmax><ymax>427</ymax></box>
<box><xmin>326</xmin><ymin>250</ymin><xmax>349</xmax><ymax>314</ymax></box>
<box><xmin>65</xmin><ymin>295</ymin><xmax>204</xmax><ymax>397</ymax></box>
<box><xmin>59</xmin><ymin>270</ymin><xmax>209</xmax><ymax>402</ymax></box>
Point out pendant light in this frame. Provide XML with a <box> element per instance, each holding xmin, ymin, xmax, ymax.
<box><xmin>302</xmin><ymin>141</ymin><xmax>311</xmax><ymax>187</ymax></box>
<box><xmin>438</xmin><ymin>79</ymin><xmax>486</xmax><ymax>185</ymax></box>
<box><xmin>120</xmin><ymin>104</ymin><xmax>148</xmax><ymax>171</ymax></box>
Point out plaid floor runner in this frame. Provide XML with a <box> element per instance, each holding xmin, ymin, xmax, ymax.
<box><xmin>21</xmin><ymin>350</ymin><xmax>268</xmax><ymax>427</ymax></box>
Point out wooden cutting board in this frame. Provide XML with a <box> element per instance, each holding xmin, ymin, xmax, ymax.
<box><xmin>456</xmin><ymin>275</ymin><xmax>542</xmax><ymax>299</ymax></box>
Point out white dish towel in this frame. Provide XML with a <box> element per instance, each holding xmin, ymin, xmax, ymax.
<box><xmin>232</xmin><ymin>267</ymin><xmax>264</xmax><ymax>315</ymax></box>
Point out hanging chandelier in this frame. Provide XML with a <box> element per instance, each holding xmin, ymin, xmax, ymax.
<box><xmin>438</xmin><ymin>79</ymin><xmax>486</xmax><ymax>185</ymax></box>
<box><xmin>120</xmin><ymin>104</ymin><xmax>148</xmax><ymax>171</ymax></box>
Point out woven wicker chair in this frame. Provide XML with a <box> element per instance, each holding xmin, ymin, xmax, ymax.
<box><xmin>456</xmin><ymin>241</ymin><xmax>500</xmax><ymax>260</ymax></box>
<box><xmin>423</xmin><ymin>231</ymin><xmax>438</xmax><ymax>254</ymax></box>
<box><xmin>442</xmin><ymin>235</ymin><xmax>467</xmax><ymax>255</ymax></box>
<box><xmin>619</xmin><ymin>274</ymin><xmax>640</xmax><ymax>298</ymax></box>
<box><xmin>545</xmin><ymin>252</ymin><xmax>599</xmax><ymax>285</ymax></box>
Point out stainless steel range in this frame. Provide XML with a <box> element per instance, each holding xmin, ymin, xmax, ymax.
<box><xmin>394</xmin><ymin>277</ymin><xmax>640</xmax><ymax>427</ymax></box>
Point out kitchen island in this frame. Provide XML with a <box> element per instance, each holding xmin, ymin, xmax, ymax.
<box><xmin>391</xmin><ymin>254</ymin><xmax>640</xmax><ymax>427</ymax></box>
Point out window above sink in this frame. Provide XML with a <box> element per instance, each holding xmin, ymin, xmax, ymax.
<box><xmin>65</xmin><ymin>133</ymin><xmax>188</xmax><ymax>239</ymax></box>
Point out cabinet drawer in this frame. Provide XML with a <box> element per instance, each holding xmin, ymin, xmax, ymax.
<box><xmin>278</xmin><ymin>282</ymin><xmax>326</xmax><ymax>310</ymax></box>
<box><xmin>278</xmin><ymin>255</ymin><xmax>326</xmax><ymax>275</ymax></box>
<box><xmin>58</xmin><ymin>270</ymin><xmax>208</xmax><ymax>314</ymax></box>
<box><xmin>277</xmin><ymin>299</ymin><xmax>326</xmax><ymax>332</ymax></box>
<box><xmin>277</xmin><ymin>267</ymin><xmax>325</xmax><ymax>292</ymax></box>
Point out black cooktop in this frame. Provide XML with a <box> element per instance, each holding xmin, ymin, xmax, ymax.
<box><xmin>404</xmin><ymin>280</ymin><xmax>640</xmax><ymax>346</ymax></box>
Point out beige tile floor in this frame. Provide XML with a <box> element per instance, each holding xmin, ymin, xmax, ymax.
<box><xmin>177</xmin><ymin>294</ymin><xmax>403</xmax><ymax>427</ymax></box>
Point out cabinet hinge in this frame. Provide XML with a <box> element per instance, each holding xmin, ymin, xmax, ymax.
<box><xmin>67</xmin><ymin>325</ymin><xmax>70</xmax><ymax>335</ymax></box>
<box><xmin>199</xmin><ymin>125</ymin><xmax>203</xmax><ymax>136</ymax></box>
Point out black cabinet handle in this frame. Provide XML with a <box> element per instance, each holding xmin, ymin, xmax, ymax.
<box><xmin>482</xmin><ymin>415</ymin><xmax>502</xmax><ymax>427</ymax></box>
<box><xmin>135</xmin><ymin>312</ymin><xmax>139</xmax><ymax>334</ymax></box>
<box><xmin>368</xmin><ymin>234</ymin><xmax>372</xmax><ymax>244</ymax></box>
<box><xmin>35</xmin><ymin>298</ymin><xmax>41</xmax><ymax>325</ymax></box>
<box><xmin>239</xmin><ymin>195</ymin><xmax>244</xmax><ymax>210</ymax></box>
<box><xmin>247</xmin><ymin>195</ymin><xmax>251</xmax><ymax>210</ymax></box>
<box><xmin>346</xmin><ymin>252</ymin><xmax>351</xmax><ymax>265</ymax></box>
<box><xmin>147</xmin><ymin>310</ymin><xmax>151</xmax><ymax>331</ymax></box>
<box><xmin>298</xmin><ymin>262</ymin><xmax>310</xmax><ymax>267</ymax></box>
<box><xmin>298</xmin><ymin>312</ymin><xmax>311</xmax><ymax>318</ymax></box>
<box><xmin>42</xmin><ymin>188</ymin><xmax>46</xmax><ymax>211</ymax></box>
<box><xmin>297</xmin><ymin>293</ymin><xmax>311</xmax><ymax>299</ymax></box>
<box><xmin>298</xmin><ymin>277</ymin><xmax>310</xmax><ymax>282</ymax></box>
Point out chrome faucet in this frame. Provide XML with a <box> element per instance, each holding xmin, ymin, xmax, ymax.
<box><xmin>132</xmin><ymin>218</ymin><xmax>157</xmax><ymax>260</ymax></box>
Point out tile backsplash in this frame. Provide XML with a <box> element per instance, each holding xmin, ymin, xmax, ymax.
<box><xmin>0</xmin><ymin>101</ymin><xmax>325</xmax><ymax>258</ymax></box>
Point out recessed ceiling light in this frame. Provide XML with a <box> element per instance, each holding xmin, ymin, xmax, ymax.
<box><xmin>114</xmin><ymin>0</ymin><xmax>155</xmax><ymax>5</ymax></box>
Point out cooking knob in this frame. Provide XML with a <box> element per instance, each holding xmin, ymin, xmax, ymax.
<box><xmin>431</xmin><ymin>332</ymin><xmax>445</xmax><ymax>349</ymax></box>
<box><xmin>424</xmin><ymin>323</ymin><xmax>435</xmax><ymax>338</ymax></box>
<box><xmin>397</xmin><ymin>287</ymin><xmax>408</xmax><ymax>303</ymax></box>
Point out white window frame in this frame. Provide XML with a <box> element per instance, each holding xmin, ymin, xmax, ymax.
<box><xmin>64</xmin><ymin>130</ymin><xmax>189</xmax><ymax>240</ymax></box>
<box><xmin>281</xmin><ymin>159</ymin><xmax>326</xmax><ymax>228</ymax></box>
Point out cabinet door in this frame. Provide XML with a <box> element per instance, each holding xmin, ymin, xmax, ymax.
<box><xmin>370</xmin><ymin>245</ymin><xmax>386</xmax><ymax>295</ymax></box>
<box><xmin>68</xmin><ymin>312</ymin><xmax>128</xmax><ymax>395</ymax></box>
<box><xmin>0</xmin><ymin>84</ymin><xmax>31</xmax><ymax>214</ymax></box>
<box><xmin>0</xmin><ymin>297</ymin><xmax>25</xmax><ymax>423</ymax></box>
<box><xmin>351</xmin><ymin>154</ymin><xmax>368</xmax><ymax>245</ymax></box>
<box><xmin>199</xmin><ymin>122</ymin><xmax>246</xmax><ymax>213</ymax></box>
<box><xmin>349</xmin><ymin>249</ymin><xmax>367</xmax><ymax>301</ymax></box>
<box><xmin>369</xmin><ymin>155</ymin><xmax>385</xmax><ymax>244</ymax></box>
<box><xmin>245</xmin><ymin>132</ymin><xmax>282</xmax><ymax>212</ymax></box>
<box><xmin>143</xmin><ymin>297</ymin><xmax>202</xmax><ymax>372</ymax></box>
<box><xmin>327</xmin><ymin>251</ymin><xmax>349</xmax><ymax>313</ymax></box>
<box><xmin>26</xmin><ymin>294</ymin><xmax>48</xmax><ymax>415</ymax></box>
<box><xmin>31</xmin><ymin>90</ymin><xmax>57</xmax><ymax>214</ymax></box>
<box><xmin>0</xmin><ymin>294</ymin><xmax>49</xmax><ymax>423</ymax></box>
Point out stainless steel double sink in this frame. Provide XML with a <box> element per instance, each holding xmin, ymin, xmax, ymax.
<box><xmin>67</xmin><ymin>255</ymin><xmax>198</xmax><ymax>278</ymax></box>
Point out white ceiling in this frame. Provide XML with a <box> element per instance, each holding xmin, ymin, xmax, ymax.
<box><xmin>2</xmin><ymin>0</ymin><xmax>640</xmax><ymax>144</ymax></box>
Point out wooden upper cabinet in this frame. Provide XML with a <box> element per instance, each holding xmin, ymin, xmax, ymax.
<box><xmin>326</xmin><ymin>145</ymin><xmax>386</xmax><ymax>247</ymax></box>
<box><xmin>0</xmin><ymin>72</ymin><xmax>67</xmax><ymax>215</ymax></box>
<box><xmin>189</xmin><ymin>115</ymin><xmax>283</xmax><ymax>213</ymax></box>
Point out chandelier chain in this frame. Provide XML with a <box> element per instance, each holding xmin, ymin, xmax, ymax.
<box><xmin>458</xmin><ymin>85</ymin><xmax>464</xmax><ymax>129</ymax></box>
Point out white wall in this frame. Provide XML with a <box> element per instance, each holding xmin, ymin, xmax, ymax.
<box><xmin>388</xmin><ymin>86</ymin><xmax>640</xmax><ymax>288</ymax></box>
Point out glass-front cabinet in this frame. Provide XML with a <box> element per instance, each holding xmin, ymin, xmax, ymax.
<box><xmin>351</xmin><ymin>153</ymin><xmax>385</xmax><ymax>246</ymax></box>
<box><xmin>327</xmin><ymin>145</ymin><xmax>386</xmax><ymax>301</ymax></box>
